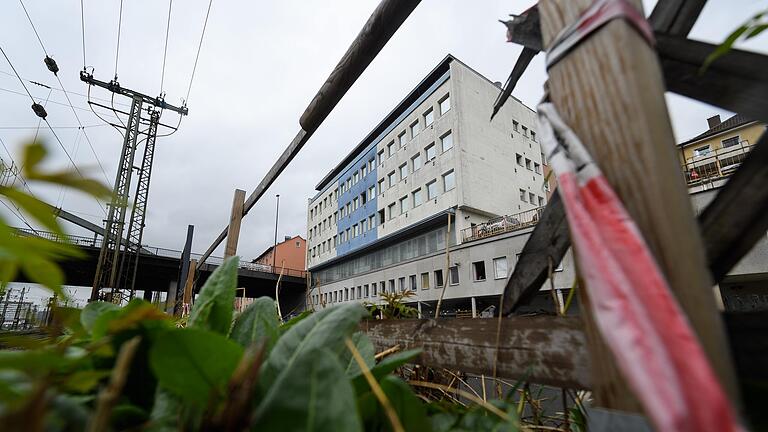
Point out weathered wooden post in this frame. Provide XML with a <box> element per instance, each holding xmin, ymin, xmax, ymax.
<box><xmin>182</xmin><ymin>259</ymin><xmax>197</xmax><ymax>310</ymax></box>
<box><xmin>538</xmin><ymin>0</ymin><xmax>739</xmax><ymax>408</ymax></box>
<box><xmin>224</xmin><ymin>189</ymin><xmax>246</xmax><ymax>258</ymax></box>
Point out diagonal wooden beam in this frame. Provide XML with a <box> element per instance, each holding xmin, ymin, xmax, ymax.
<box><xmin>649</xmin><ymin>0</ymin><xmax>707</xmax><ymax>36</ymax></box>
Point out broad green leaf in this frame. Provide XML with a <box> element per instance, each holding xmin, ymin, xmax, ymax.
<box><xmin>352</xmin><ymin>349</ymin><xmax>422</xmax><ymax>394</ymax></box>
<box><xmin>279</xmin><ymin>310</ymin><xmax>312</xmax><ymax>334</ymax></box>
<box><xmin>28</xmin><ymin>171</ymin><xmax>112</xmax><ymax>199</ymax></box>
<box><xmin>230</xmin><ymin>297</ymin><xmax>279</xmax><ymax>351</ymax></box>
<box><xmin>430</xmin><ymin>412</ymin><xmax>459</xmax><ymax>432</ymax></box>
<box><xmin>188</xmin><ymin>256</ymin><xmax>238</xmax><ymax>334</ymax></box>
<box><xmin>0</xmin><ymin>187</ymin><xmax>63</xmax><ymax>235</ymax></box>
<box><xmin>149</xmin><ymin>328</ymin><xmax>243</xmax><ymax>406</ymax></box>
<box><xmin>379</xmin><ymin>375</ymin><xmax>432</xmax><ymax>432</ymax></box>
<box><xmin>0</xmin><ymin>349</ymin><xmax>78</xmax><ymax>376</ymax></box>
<box><xmin>261</xmin><ymin>303</ymin><xmax>367</xmax><ymax>388</ymax></box>
<box><xmin>20</xmin><ymin>256</ymin><xmax>66</xmax><ymax>296</ymax></box>
<box><xmin>111</xmin><ymin>404</ymin><xmax>150</xmax><ymax>431</ymax></box>
<box><xmin>253</xmin><ymin>347</ymin><xmax>362</xmax><ymax>432</ymax></box>
<box><xmin>339</xmin><ymin>332</ymin><xmax>374</xmax><ymax>376</ymax></box>
<box><xmin>147</xmin><ymin>388</ymin><xmax>182</xmax><ymax>432</ymax></box>
<box><xmin>81</xmin><ymin>302</ymin><xmax>120</xmax><ymax>333</ymax></box>
<box><xmin>21</xmin><ymin>141</ymin><xmax>46</xmax><ymax>172</ymax></box>
<box><xmin>62</xmin><ymin>369</ymin><xmax>111</xmax><ymax>393</ymax></box>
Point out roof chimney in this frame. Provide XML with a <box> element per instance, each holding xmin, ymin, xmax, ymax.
<box><xmin>707</xmin><ymin>115</ymin><xmax>721</xmax><ymax>129</ymax></box>
<box><xmin>284</xmin><ymin>235</ymin><xmax>291</xmax><ymax>242</ymax></box>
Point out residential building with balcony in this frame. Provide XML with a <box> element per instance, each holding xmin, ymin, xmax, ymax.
<box><xmin>304</xmin><ymin>55</ymin><xmax>551</xmax><ymax>316</ymax></box>
<box><xmin>678</xmin><ymin>114</ymin><xmax>765</xmax><ymax>190</ymax></box>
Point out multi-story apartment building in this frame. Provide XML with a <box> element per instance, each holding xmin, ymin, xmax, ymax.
<box><xmin>679</xmin><ymin>114</ymin><xmax>765</xmax><ymax>189</ymax></box>
<box><xmin>304</xmin><ymin>55</ymin><xmax>551</xmax><ymax>316</ymax></box>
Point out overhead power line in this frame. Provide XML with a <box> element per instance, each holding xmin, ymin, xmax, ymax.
<box><xmin>114</xmin><ymin>0</ymin><xmax>124</xmax><ymax>79</ymax></box>
<box><xmin>186</xmin><ymin>0</ymin><xmax>214</xmax><ymax>102</ymax></box>
<box><xmin>18</xmin><ymin>0</ymin><xmax>48</xmax><ymax>55</ymax></box>
<box><xmin>80</xmin><ymin>0</ymin><xmax>87</xmax><ymax>69</ymax></box>
<box><xmin>0</xmin><ymin>69</ymin><xmax>132</xmax><ymax>107</ymax></box>
<box><xmin>160</xmin><ymin>0</ymin><xmax>173</xmax><ymax>93</ymax></box>
<box><xmin>0</xmin><ymin>46</ymin><xmax>35</xmax><ymax>101</ymax></box>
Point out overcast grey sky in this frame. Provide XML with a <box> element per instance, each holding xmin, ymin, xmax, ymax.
<box><xmin>0</xmin><ymin>0</ymin><xmax>765</xmax><ymax>269</ymax></box>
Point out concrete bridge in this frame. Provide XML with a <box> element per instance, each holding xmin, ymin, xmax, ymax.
<box><xmin>12</xmin><ymin>229</ymin><xmax>308</xmax><ymax>312</ymax></box>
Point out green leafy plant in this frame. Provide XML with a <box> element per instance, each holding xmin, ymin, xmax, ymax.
<box><xmin>366</xmin><ymin>290</ymin><xmax>419</xmax><ymax>319</ymax></box>
<box><xmin>701</xmin><ymin>7</ymin><xmax>768</xmax><ymax>72</ymax></box>
<box><xmin>0</xmin><ymin>141</ymin><xmax>111</xmax><ymax>297</ymax></box>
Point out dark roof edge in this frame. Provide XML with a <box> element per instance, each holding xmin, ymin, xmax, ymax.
<box><xmin>677</xmin><ymin>115</ymin><xmax>757</xmax><ymax>147</ymax></box>
<box><xmin>314</xmin><ymin>54</ymin><xmax>457</xmax><ymax>192</ymax></box>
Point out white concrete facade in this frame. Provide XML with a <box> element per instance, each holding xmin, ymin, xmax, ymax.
<box><xmin>305</xmin><ymin>56</ymin><xmax>547</xmax><ymax>273</ymax></box>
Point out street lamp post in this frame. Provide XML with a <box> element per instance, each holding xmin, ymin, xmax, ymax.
<box><xmin>273</xmin><ymin>194</ymin><xmax>280</xmax><ymax>270</ymax></box>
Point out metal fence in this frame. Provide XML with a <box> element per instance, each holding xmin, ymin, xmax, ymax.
<box><xmin>682</xmin><ymin>140</ymin><xmax>754</xmax><ymax>185</ymax></box>
<box><xmin>461</xmin><ymin>207</ymin><xmax>544</xmax><ymax>243</ymax></box>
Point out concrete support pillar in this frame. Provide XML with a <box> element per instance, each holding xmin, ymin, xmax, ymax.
<box><xmin>165</xmin><ymin>281</ymin><xmax>177</xmax><ymax>314</ymax></box>
<box><xmin>142</xmin><ymin>289</ymin><xmax>152</xmax><ymax>301</ymax></box>
<box><xmin>555</xmin><ymin>289</ymin><xmax>565</xmax><ymax>315</ymax></box>
<box><xmin>471</xmin><ymin>296</ymin><xmax>477</xmax><ymax>318</ymax></box>
<box><xmin>417</xmin><ymin>302</ymin><xmax>422</xmax><ymax>319</ymax></box>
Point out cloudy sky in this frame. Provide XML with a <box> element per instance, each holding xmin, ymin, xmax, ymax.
<box><xmin>0</xmin><ymin>0</ymin><xmax>765</xmax><ymax>273</ymax></box>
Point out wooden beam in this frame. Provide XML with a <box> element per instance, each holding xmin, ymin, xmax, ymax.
<box><xmin>363</xmin><ymin>316</ymin><xmax>591</xmax><ymax>389</ymax></box>
<box><xmin>224</xmin><ymin>189</ymin><xmax>246</xmax><ymax>258</ymax></box>
<box><xmin>699</xmin><ymin>132</ymin><xmax>768</xmax><ymax>282</ymax></box>
<box><xmin>183</xmin><ymin>259</ymin><xmax>197</xmax><ymax>306</ymax></box>
<box><xmin>657</xmin><ymin>34</ymin><xmax>768</xmax><ymax>123</ymax></box>
<box><xmin>501</xmin><ymin>191</ymin><xmax>570</xmax><ymax>316</ymax></box>
<box><xmin>539</xmin><ymin>0</ymin><xmax>737</xmax><ymax>406</ymax></box>
<box><xmin>198</xmin><ymin>0</ymin><xmax>421</xmax><ymax>265</ymax></box>
<box><xmin>649</xmin><ymin>0</ymin><xmax>707</xmax><ymax>36</ymax></box>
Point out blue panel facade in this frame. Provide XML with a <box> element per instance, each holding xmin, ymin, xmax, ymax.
<box><xmin>336</xmin><ymin>144</ymin><xmax>379</xmax><ymax>256</ymax></box>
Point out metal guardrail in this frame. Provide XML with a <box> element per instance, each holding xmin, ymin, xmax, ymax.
<box><xmin>12</xmin><ymin>228</ymin><xmax>307</xmax><ymax>278</ymax></box>
<box><xmin>682</xmin><ymin>140</ymin><xmax>753</xmax><ymax>185</ymax></box>
<box><xmin>461</xmin><ymin>207</ymin><xmax>544</xmax><ymax>243</ymax></box>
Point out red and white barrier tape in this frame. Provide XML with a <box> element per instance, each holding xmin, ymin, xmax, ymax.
<box><xmin>537</xmin><ymin>103</ymin><xmax>741</xmax><ymax>432</ymax></box>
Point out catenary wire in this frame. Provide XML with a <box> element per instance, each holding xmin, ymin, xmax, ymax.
<box><xmin>0</xmin><ymin>47</ymin><xmax>35</xmax><ymax>101</ymax></box>
<box><xmin>80</xmin><ymin>0</ymin><xmax>87</xmax><ymax>69</ymax></box>
<box><xmin>18</xmin><ymin>0</ymin><xmax>48</xmax><ymax>55</ymax></box>
<box><xmin>160</xmin><ymin>0</ymin><xmax>173</xmax><ymax>93</ymax></box>
<box><xmin>114</xmin><ymin>0</ymin><xmax>124</xmax><ymax>79</ymax></box>
<box><xmin>186</xmin><ymin>0</ymin><xmax>214</xmax><ymax>102</ymax></box>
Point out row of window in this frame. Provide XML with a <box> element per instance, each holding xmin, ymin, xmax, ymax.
<box><xmin>515</xmin><ymin>154</ymin><xmax>541</xmax><ymax>174</ymax></box>
<box><xmin>310</xmin><ymin>170</ymin><xmax>456</xmax><ymax>259</ymax></box>
<box><xmin>310</xmin><ymin>256</ymin><xmax>512</xmax><ymax>306</ymax></box>
<box><xmin>520</xmin><ymin>189</ymin><xmax>545</xmax><ymax>207</ymax></box>
<box><xmin>512</xmin><ymin>120</ymin><xmax>537</xmax><ymax>142</ymax></box>
<box><xmin>377</xmin><ymin>94</ymin><xmax>451</xmax><ymax>164</ymax></box>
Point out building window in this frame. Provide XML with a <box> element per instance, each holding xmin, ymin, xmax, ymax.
<box><xmin>369</xmin><ymin>215</ymin><xmax>376</xmax><ymax>229</ymax></box>
<box><xmin>346</xmin><ymin>203</ymin><xmax>351</xmax><ymax>214</ymax></box>
<box><xmin>409</xmin><ymin>274</ymin><xmax>417</xmax><ymax>291</ymax></box>
<box><xmin>425</xmin><ymin>143</ymin><xmax>436</xmax><ymax>161</ymax></box>
<box><xmin>398</xmin><ymin>131</ymin><xmax>407</xmax><ymax>148</ymax></box>
<box><xmin>525</xmin><ymin>158</ymin><xmax>532</xmax><ymax>170</ymax></box>
<box><xmin>522</xmin><ymin>126</ymin><xmax>528</xmax><ymax>137</ymax></box>
<box><xmin>424</xmin><ymin>108</ymin><xmax>434</xmax><ymax>126</ymax></box>
<box><xmin>378</xmin><ymin>178</ymin><xmax>385</xmax><ymax>194</ymax></box>
<box><xmin>373</xmin><ymin>282</ymin><xmax>378</xmax><ymax>296</ymax></box>
<box><xmin>538</xmin><ymin>196</ymin><xmax>544</xmax><ymax>207</ymax></box>
<box><xmin>513</xmin><ymin>120</ymin><xmax>519</xmax><ymax>132</ymax></box>
<box><xmin>439</xmin><ymin>94</ymin><xmax>450</xmax><ymax>115</ymax></box>
<box><xmin>493</xmin><ymin>257</ymin><xmax>508</xmax><ymax>279</ymax></box>
<box><xmin>361</xmin><ymin>218</ymin><xmax>368</xmax><ymax>232</ymax></box>
<box><xmin>427</xmin><ymin>180</ymin><xmax>438</xmax><ymax>200</ymax></box>
<box><xmin>296</xmin><ymin>240</ymin><xmax>301</xmax><ymax>248</ymax></box>
<box><xmin>353</xmin><ymin>197</ymin><xmax>359</xmax><ymax>210</ymax></box>
<box><xmin>368</xmin><ymin>186</ymin><xmax>376</xmax><ymax>201</ymax></box>
<box><xmin>364</xmin><ymin>284</ymin><xmax>369</xmax><ymax>297</ymax></box>
<box><xmin>399</xmin><ymin>196</ymin><xmax>409</xmax><ymax>214</ymax></box>
<box><xmin>529</xmin><ymin>192</ymin><xmax>536</xmax><ymax>204</ymax></box>
<box><xmin>412</xmin><ymin>188</ymin><xmax>423</xmax><ymax>207</ymax></box>
<box><xmin>345</xmin><ymin>228</ymin><xmax>350</xmax><ymax>240</ymax></box>
<box><xmin>388</xmin><ymin>171</ymin><xmax>397</xmax><ymax>187</ymax></box>
<box><xmin>377</xmin><ymin>149</ymin><xmax>385</xmax><ymax>165</ymax></box>
<box><xmin>410</xmin><ymin>120</ymin><xmax>420</xmax><ymax>138</ymax></box>
<box><xmin>399</xmin><ymin>163</ymin><xmax>408</xmax><ymax>181</ymax></box>
<box><xmin>434</xmin><ymin>269</ymin><xmax>444</xmax><ymax>288</ymax></box>
<box><xmin>353</xmin><ymin>171</ymin><xmax>359</xmax><ymax>184</ymax></box>
<box><xmin>520</xmin><ymin>189</ymin><xmax>527</xmax><ymax>202</ymax></box>
<box><xmin>516</xmin><ymin>154</ymin><xmax>523</xmax><ymax>166</ymax></box>
<box><xmin>350</xmin><ymin>287</ymin><xmax>355</xmax><ymax>300</ymax></box>
<box><xmin>421</xmin><ymin>272</ymin><xmax>430</xmax><ymax>289</ymax></box>
<box><xmin>387</xmin><ymin>141</ymin><xmax>395</xmax><ymax>158</ymax></box>
<box><xmin>340</xmin><ymin>231</ymin><xmax>346</xmax><ymax>242</ymax></box>
<box><xmin>693</xmin><ymin>145</ymin><xmax>711</xmax><ymax>157</ymax></box>
<box><xmin>360</xmin><ymin>192</ymin><xmax>367</xmax><ymax>205</ymax></box>
<box><xmin>388</xmin><ymin>203</ymin><xmax>396</xmax><ymax>220</ymax></box>
<box><xmin>353</xmin><ymin>224</ymin><xmax>360</xmax><ymax>237</ymax></box>
<box><xmin>357</xmin><ymin>286</ymin><xmax>362</xmax><ymax>298</ymax></box>
<box><xmin>389</xmin><ymin>279</ymin><xmax>396</xmax><ymax>293</ymax></box>
<box><xmin>531</xmin><ymin>131</ymin><xmax>536</xmax><ymax>142</ymax></box>
<box><xmin>346</xmin><ymin>178</ymin><xmax>351</xmax><ymax>190</ymax></box>
<box><xmin>398</xmin><ymin>277</ymin><xmax>406</xmax><ymax>292</ymax></box>
<box><xmin>449</xmin><ymin>266</ymin><xmax>459</xmax><ymax>285</ymax></box>
<box><xmin>441</xmin><ymin>131</ymin><xmax>453</xmax><ymax>152</ymax></box>
<box><xmin>473</xmin><ymin>261</ymin><xmax>487</xmax><ymax>281</ymax></box>
<box><xmin>443</xmin><ymin>170</ymin><xmax>455</xmax><ymax>191</ymax></box>
<box><xmin>412</xmin><ymin>153</ymin><xmax>422</xmax><ymax>171</ymax></box>
<box><xmin>722</xmin><ymin>136</ymin><xmax>740</xmax><ymax>148</ymax></box>
<box><xmin>378</xmin><ymin>209</ymin><xmax>386</xmax><ymax>224</ymax></box>
<box><xmin>534</xmin><ymin>162</ymin><xmax>541</xmax><ymax>174</ymax></box>
<box><xmin>340</xmin><ymin>206</ymin><xmax>346</xmax><ymax>218</ymax></box>
<box><xmin>344</xmin><ymin>288</ymin><xmax>349</xmax><ymax>301</ymax></box>
<box><xmin>369</xmin><ymin>158</ymin><xmax>375</xmax><ymax>172</ymax></box>
<box><xmin>361</xmin><ymin>165</ymin><xmax>367</xmax><ymax>178</ymax></box>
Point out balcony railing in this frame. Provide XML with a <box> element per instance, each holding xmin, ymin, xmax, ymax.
<box><xmin>461</xmin><ymin>207</ymin><xmax>544</xmax><ymax>243</ymax></box>
<box><xmin>682</xmin><ymin>140</ymin><xmax>753</xmax><ymax>185</ymax></box>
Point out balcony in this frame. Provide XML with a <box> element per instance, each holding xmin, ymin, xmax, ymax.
<box><xmin>461</xmin><ymin>207</ymin><xmax>543</xmax><ymax>243</ymax></box>
<box><xmin>683</xmin><ymin>140</ymin><xmax>754</xmax><ymax>185</ymax></box>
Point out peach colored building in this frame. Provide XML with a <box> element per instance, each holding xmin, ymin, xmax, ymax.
<box><xmin>253</xmin><ymin>235</ymin><xmax>306</xmax><ymax>271</ymax></box>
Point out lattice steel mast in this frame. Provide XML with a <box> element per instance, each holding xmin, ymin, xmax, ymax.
<box><xmin>82</xmin><ymin>71</ymin><xmax>187</xmax><ymax>303</ymax></box>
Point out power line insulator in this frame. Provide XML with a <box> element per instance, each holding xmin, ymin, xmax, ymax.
<box><xmin>44</xmin><ymin>56</ymin><xmax>59</xmax><ymax>75</ymax></box>
<box><xmin>31</xmin><ymin>102</ymin><xmax>47</xmax><ymax>119</ymax></box>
